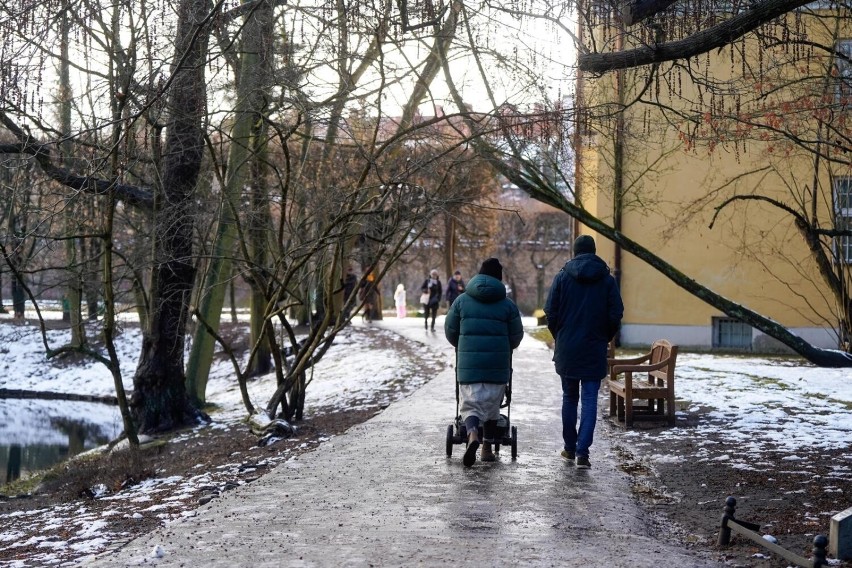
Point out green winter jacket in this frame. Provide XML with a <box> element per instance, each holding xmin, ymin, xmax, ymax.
<box><xmin>444</xmin><ymin>274</ymin><xmax>524</xmax><ymax>384</ymax></box>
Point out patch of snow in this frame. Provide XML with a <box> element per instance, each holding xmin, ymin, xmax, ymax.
<box><xmin>622</xmin><ymin>350</ymin><xmax>852</xmax><ymax>472</ymax></box>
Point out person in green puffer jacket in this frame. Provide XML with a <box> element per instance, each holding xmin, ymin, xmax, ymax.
<box><xmin>444</xmin><ymin>258</ymin><xmax>524</xmax><ymax>467</ymax></box>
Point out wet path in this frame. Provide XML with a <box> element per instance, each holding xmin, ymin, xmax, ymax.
<box><xmin>90</xmin><ymin>319</ymin><xmax>720</xmax><ymax>567</ymax></box>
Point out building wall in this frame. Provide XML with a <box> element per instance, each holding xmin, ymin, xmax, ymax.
<box><xmin>577</xmin><ymin>11</ymin><xmax>850</xmax><ymax>351</ymax></box>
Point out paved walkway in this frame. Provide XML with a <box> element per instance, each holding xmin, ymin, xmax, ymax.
<box><xmin>90</xmin><ymin>318</ymin><xmax>721</xmax><ymax>567</ymax></box>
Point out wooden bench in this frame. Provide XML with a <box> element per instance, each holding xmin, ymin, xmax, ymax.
<box><xmin>608</xmin><ymin>339</ymin><xmax>678</xmax><ymax>427</ymax></box>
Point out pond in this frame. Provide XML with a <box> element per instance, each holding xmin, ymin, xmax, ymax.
<box><xmin>0</xmin><ymin>398</ymin><xmax>122</xmax><ymax>486</ymax></box>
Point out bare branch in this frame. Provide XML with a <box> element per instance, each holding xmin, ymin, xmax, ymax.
<box><xmin>622</xmin><ymin>0</ymin><xmax>680</xmax><ymax>26</ymax></box>
<box><xmin>578</xmin><ymin>0</ymin><xmax>814</xmax><ymax>73</ymax></box>
<box><xmin>0</xmin><ymin>114</ymin><xmax>154</xmax><ymax>211</ymax></box>
<box><xmin>709</xmin><ymin>194</ymin><xmax>807</xmax><ymax>230</ymax></box>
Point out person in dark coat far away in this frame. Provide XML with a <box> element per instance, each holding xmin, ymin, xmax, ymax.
<box><xmin>421</xmin><ymin>269</ymin><xmax>442</xmax><ymax>331</ymax></box>
<box><xmin>341</xmin><ymin>266</ymin><xmax>357</xmax><ymax>319</ymax></box>
<box><xmin>544</xmin><ymin>235</ymin><xmax>623</xmax><ymax>469</ymax></box>
<box><xmin>445</xmin><ymin>270</ymin><xmax>465</xmax><ymax>306</ymax></box>
<box><xmin>444</xmin><ymin>258</ymin><xmax>523</xmax><ymax>467</ymax></box>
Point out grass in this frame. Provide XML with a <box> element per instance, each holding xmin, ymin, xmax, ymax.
<box><xmin>1</xmin><ymin>472</ymin><xmax>45</xmax><ymax>497</ymax></box>
<box><xmin>526</xmin><ymin>327</ymin><xmax>553</xmax><ymax>347</ymax></box>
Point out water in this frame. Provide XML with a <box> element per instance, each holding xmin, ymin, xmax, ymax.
<box><xmin>0</xmin><ymin>398</ymin><xmax>122</xmax><ymax>485</ymax></box>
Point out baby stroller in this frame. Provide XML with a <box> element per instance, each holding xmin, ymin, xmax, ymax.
<box><xmin>445</xmin><ymin>367</ymin><xmax>518</xmax><ymax>460</ymax></box>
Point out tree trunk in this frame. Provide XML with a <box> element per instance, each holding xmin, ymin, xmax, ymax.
<box><xmin>131</xmin><ymin>0</ymin><xmax>211</xmax><ymax>433</ymax></box>
<box><xmin>60</xmin><ymin>4</ymin><xmax>87</xmax><ymax>347</ymax></box>
<box><xmin>84</xmin><ymin>231</ymin><xmax>102</xmax><ymax>321</ymax></box>
<box><xmin>248</xmin><ymin>283</ymin><xmax>273</xmax><ymax>375</ymax></box>
<box><xmin>186</xmin><ymin>0</ymin><xmax>274</xmax><ymax>403</ymax></box>
<box><xmin>444</xmin><ymin>216</ymin><xmax>456</xmax><ymax>277</ymax></box>
<box><xmin>246</xmin><ymin>94</ymin><xmax>274</xmax><ymax>377</ymax></box>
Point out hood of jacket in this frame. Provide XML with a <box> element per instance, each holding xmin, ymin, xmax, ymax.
<box><xmin>565</xmin><ymin>253</ymin><xmax>610</xmax><ymax>283</ymax></box>
<box><xmin>465</xmin><ymin>274</ymin><xmax>506</xmax><ymax>303</ymax></box>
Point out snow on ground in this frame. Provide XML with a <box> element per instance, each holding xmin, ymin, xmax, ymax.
<box><xmin>203</xmin><ymin>327</ymin><xmax>436</xmax><ymax>422</ymax></box>
<box><xmin>0</xmin><ymin>321</ymin><xmax>141</xmax><ymax>397</ymax></box>
<box><xmin>618</xmin><ymin>350</ymin><xmax>852</xmax><ymax>473</ymax></box>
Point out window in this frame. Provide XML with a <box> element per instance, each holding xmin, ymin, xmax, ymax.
<box><xmin>835</xmin><ymin>39</ymin><xmax>852</xmax><ymax>107</ymax></box>
<box><xmin>834</xmin><ymin>177</ymin><xmax>852</xmax><ymax>263</ymax></box>
<box><xmin>712</xmin><ymin>317</ymin><xmax>752</xmax><ymax>350</ymax></box>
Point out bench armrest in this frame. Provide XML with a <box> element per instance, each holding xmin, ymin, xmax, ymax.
<box><xmin>608</xmin><ymin>353</ymin><xmax>652</xmax><ymax>366</ymax></box>
<box><xmin>611</xmin><ymin>358</ymin><xmax>672</xmax><ymax>376</ymax></box>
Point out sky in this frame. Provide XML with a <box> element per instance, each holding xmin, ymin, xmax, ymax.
<box><xmin>0</xmin><ymin>314</ymin><xmax>850</xmax><ymax>566</ymax></box>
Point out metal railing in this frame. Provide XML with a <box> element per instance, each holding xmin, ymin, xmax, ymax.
<box><xmin>718</xmin><ymin>496</ymin><xmax>829</xmax><ymax>568</ymax></box>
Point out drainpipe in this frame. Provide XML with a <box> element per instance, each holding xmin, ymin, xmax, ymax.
<box><xmin>612</xmin><ymin>9</ymin><xmax>626</xmax><ymax>347</ymax></box>
<box><xmin>572</xmin><ymin>0</ymin><xmax>586</xmax><ymax>246</ymax></box>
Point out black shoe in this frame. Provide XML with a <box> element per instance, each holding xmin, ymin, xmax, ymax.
<box><xmin>576</xmin><ymin>455</ymin><xmax>591</xmax><ymax>469</ymax></box>
<box><xmin>463</xmin><ymin>439</ymin><xmax>480</xmax><ymax>467</ymax></box>
<box><xmin>560</xmin><ymin>450</ymin><xmax>575</xmax><ymax>462</ymax></box>
<box><xmin>431</xmin><ymin>326</ymin><xmax>435</xmax><ymax>332</ymax></box>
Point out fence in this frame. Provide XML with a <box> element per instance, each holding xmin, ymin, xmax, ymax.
<box><xmin>718</xmin><ymin>496</ymin><xmax>828</xmax><ymax>568</ymax></box>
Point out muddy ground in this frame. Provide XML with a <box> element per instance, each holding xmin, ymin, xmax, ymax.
<box><xmin>608</xmin><ymin>413</ymin><xmax>850</xmax><ymax>567</ymax></box>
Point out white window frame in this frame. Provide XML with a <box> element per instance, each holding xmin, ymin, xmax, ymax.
<box><xmin>712</xmin><ymin>317</ymin><xmax>752</xmax><ymax>350</ymax></box>
<box><xmin>834</xmin><ymin>177</ymin><xmax>852</xmax><ymax>263</ymax></box>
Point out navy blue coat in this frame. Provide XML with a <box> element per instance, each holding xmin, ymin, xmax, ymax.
<box><xmin>544</xmin><ymin>254</ymin><xmax>624</xmax><ymax>380</ymax></box>
<box><xmin>444</xmin><ymin>274</ymin><xmax>524</xmax><ymax>384</ymax></box>
<box><xmin>421</xmin><ymin>277</ymin><xmax>442</xmax><ymax>307</ymax></box>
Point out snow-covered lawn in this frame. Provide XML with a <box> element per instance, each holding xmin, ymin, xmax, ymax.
<box><xmin>622</xmin><ymin>351</ymin><xmax>852</xmax><ymax>470</ymax></box>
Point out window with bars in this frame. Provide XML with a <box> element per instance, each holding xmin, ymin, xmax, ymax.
<box><xmin>712</xmin><ymin>317</ymin><xmax>752</xmax><ymax>350</ymax></box>
<box><xmin>834</xmin><ymin>177</ymin><xmax>852</xmax><ymax>263</ymax></box>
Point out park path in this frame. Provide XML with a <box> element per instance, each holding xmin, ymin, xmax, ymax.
<box><xmin>89</xmin><ymin>318</ymin><xmax>721</xmax><ymax>567</ymax></box>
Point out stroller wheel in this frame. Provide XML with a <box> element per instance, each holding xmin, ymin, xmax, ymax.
<box><xmin>446</xmin><ymin>424</ymin><xmax>454</xmax><ymax>457</ymax></box>
<box><xmin>510</xmin><ymin>425</ymin><xmax>518</xmax><ymax>460</ymax></box>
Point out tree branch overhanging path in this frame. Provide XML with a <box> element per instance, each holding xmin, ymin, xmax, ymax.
<box><xmin>511</xmin><ymin>165</ymin><xmax>852</xmax><ymax>367</ymax></box>
<box><xmin>578</xmin><ymin>0</ymin><xmax>814</xmax><ymax>73</ymax></box>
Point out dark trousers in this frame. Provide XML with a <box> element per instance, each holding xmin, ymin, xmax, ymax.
<box><xmin>424</xmin><ymin>303</ymin><xmax>438</xmax><ymax>329</ymax></box>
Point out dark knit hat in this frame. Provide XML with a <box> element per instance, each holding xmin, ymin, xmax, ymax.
<box><xmin>479</xmin><ymin>257</ymin><xmax>503</xmax><ymax>281</ymax></box>
<box><xmin>573</xmin><ymin>235</ymin><xmax>596</xmax><ymax>255</ymax></box>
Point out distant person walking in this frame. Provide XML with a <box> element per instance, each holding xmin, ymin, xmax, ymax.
<box><xmin>544</xmin><ymin>235</ymin><xmax>623</xmax><ymax>469</ymax></box>
<box><xmin>359</xmin><ymin>270</ymin><xmax>379</xmax><ymax>322</ymax></box>
<box><xmin>444</xmin><ymin>258</ymin><xmax>523</xmax><ymax>467</ymax></box>
<box><xmin>394</xmin><ymin>283</ymin><xmax>407</xmax><ymax>319</ymax></box>
<box><xmin>342</xmin><ymin>266</ymin><xmax>357</xmax><ymax>319</ymax></box>
<box><xmin>445</xmin><ymin>270</ymin><xmax>465</xmax><ymax>307</ymax></box>
<box><xmin>421</xmin><ymin>269</ymin><xmax>442</xmax><ymax>331</ymax></box>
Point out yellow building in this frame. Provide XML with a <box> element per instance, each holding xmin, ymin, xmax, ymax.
<box><xmin>575</xmin><ymin>4</ymin><xmax>852</xmax><ymax>352</ymax></box>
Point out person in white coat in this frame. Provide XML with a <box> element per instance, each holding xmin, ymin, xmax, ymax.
<box><xmin>394</xmin><ymin>283</ymin><xmax>407</xmax><ymax>319</ymax></box>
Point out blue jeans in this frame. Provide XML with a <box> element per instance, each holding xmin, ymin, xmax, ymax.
<box><xmin>561</xmin><ymin>377</ymin><xmax>601</xmax><ymax>457</ymax></box>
